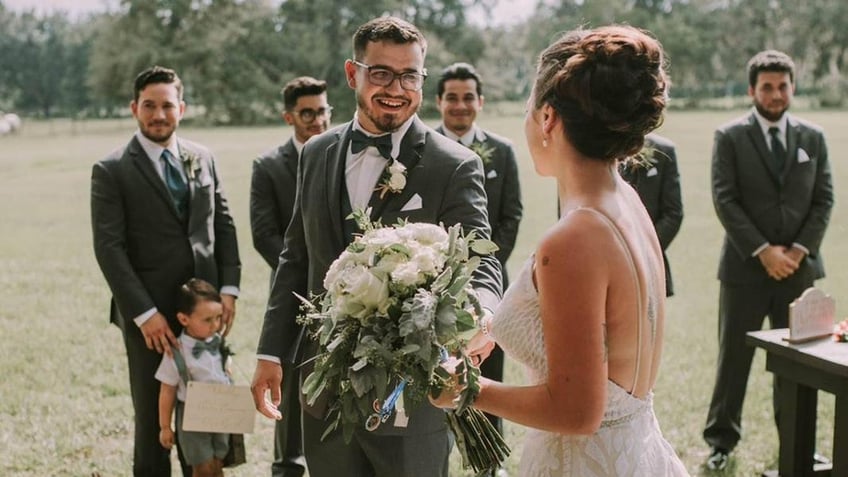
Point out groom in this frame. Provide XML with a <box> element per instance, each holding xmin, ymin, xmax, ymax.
<box><xmin>250</xmin><ymin>16</ymin><xmax>502</xmax><ymax>477</ymax></box>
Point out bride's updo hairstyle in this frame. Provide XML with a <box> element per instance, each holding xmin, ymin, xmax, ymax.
<box><xmin>533</xmin><ymin>25</ymin><xmax>668</xmax><ymax>161</ymax></box>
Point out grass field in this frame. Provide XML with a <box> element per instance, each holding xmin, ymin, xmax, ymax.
<box><xmin>1</xmin><ymin>109</ymin><xmax>845</xmax><ymax>476</ymax></box>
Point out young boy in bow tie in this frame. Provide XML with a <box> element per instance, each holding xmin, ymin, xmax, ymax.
<box><xmin>156</xmin><ymin>278</ymin><xmax>232</xmax><ymax>476</ymax></box>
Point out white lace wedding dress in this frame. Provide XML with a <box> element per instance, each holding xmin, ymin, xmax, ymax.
<box><xmin>491</xmin><ymin>248</ymin><xmax>689</xmax><ymax>476</ymax></box>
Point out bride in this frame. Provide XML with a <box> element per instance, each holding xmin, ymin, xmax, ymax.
<box><xmin>432</xmin><ymin>25</ymin><xmax>689</xmax><ymax>476</ymax></box>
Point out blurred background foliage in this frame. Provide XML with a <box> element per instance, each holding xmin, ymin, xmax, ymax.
<box><xmin>1</xmin><ymin>0</ymin><xmax>848</xmax><ymax>124</ymax></box>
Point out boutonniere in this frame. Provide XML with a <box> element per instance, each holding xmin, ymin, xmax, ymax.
<box><xmin>374</xmin><ymin>160</ymin><xmax>407</xmax><ymax>199</ymax></box>
<box><xmin>180</xmin><ymin>150</ymin><xmax>201</xmax><ymax>181</ymax></box>
<box><xmin>468</xmin><ymin>142</ymin><xmax>495</xmax><ymax>168</ymax></box>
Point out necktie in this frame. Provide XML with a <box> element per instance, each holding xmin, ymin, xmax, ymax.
<box><xmin>192</xmin><ymin>335</ymin><xmax>221</xmax><ymax>358</ymax></box>
<box><xmin>350</xmin><ymin>129</ymin><xmax>393</xmax><ymax>159</ymax></box>
<box><xmin>768</xmin><ymin>127</ymin><xmax>786</xmax><ymax>172</ymax></box>
<box><xmin>161</xmin><ymin>149</ymin><xmax>189</xmax><ymax>216</ymax></box>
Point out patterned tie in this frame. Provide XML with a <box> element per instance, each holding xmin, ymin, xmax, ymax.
<box><xmin>161</xmin><ymin>149</ymin><xmax>189</xmax><ymax>217</ymax></box>
<box><xmin>768</xmin><ymin>127</ymin><xmax>786</xmax><ymax>172</ymax></box>
<box><xmin>350</xmin><ymin>129</ymin><xmax>392</xmax><ymax>159</ymax></box>
<box><xmin>192</xmin><ymin>335</ymin><xmax>221</xmax><ymax>358</ymax></box>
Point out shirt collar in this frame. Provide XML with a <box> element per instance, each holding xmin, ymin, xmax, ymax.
<box><xmin>352</xmin><ymin>113</ymin><xmax>416</xmax><ymax>160</ymax></box>
<box><xmin>135</xmin><ymin>130</ymin><xmax>180</xmax><ymax>162</ymax></box>
<box><xmin>752</xmin><ymin>107</ymin><xmax>788</xmax><ymax>140</ymax></box>
<box><xmin>439</xmin><ymin>123</ymin><xmax>482</xmax><ymax>146</ymax></box>
<box><xmin>293</xmin><ymin>137</ymin><xmax>305</xmax><ymax>155</ymax></box>
<box><xmin>180</xmin><ymin>332</ymin><xmax>219</xmax><ymax>345</ymax></box>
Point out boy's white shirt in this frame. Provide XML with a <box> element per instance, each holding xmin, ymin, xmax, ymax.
<box><xmin>154</xmin><ymin>332</ymin><xmax>230</xmax><ymax>402</ymax></box>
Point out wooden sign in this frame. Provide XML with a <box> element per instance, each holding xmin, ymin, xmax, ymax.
<box><xmin>786</xmin><ymin>287</ymin><xmax>835</xmax><ymax>344</ymax></box>
<box><xmin>182</xmin><ymin>382</ymin><xmax>256</xmax><ymax>434</ymax></box>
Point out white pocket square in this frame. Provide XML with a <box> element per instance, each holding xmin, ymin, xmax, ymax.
<box><xmin>646</xmin><ymin>167</ymin><xmax>658</xmax><ymax>177</ymax></box>
<box><xmin>401</xmin><ymin>193</ymin><xmax>423</xmax><ymax>211</ymax></box>
<box><xmin>797</xmin><ymin>148</ymin><xmax>811</xmax><ymax>163</ymax></box>
<box><xmin>486</xmin><ymin>169</ymin><xmax>498</xmax><ymax>179</ymax></box>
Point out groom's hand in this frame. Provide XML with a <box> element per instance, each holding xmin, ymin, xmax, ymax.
<box><xmin>251</xmin><ymin>360</ymin><xmax>283</xmax><ymax>420</ymax></box>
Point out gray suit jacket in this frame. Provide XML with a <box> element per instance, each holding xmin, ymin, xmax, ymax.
<box><xmin>436</xmin><ymin>126</ymin><xmax>523</xmax><ymax>285</ymax></box>
<box><xmin>250</xmin><ymin>138</ymin><xmax>299</xmax><ymax>270</ymax></box>
<box><xmin>712</xmin><ymin>112</ymin><xmax>833</xmax><ymax>285</ymax></box>
<box><xmin>91</xmin><ymin>136</ymin><xmax>241</xmax><ymax>327</ymax></box>
<box><xmin>620</xmin><ymin>133</ymin><xmax>683</xmax><ymax>296</ymax></box>
<box><xmin>257</xmin><ymin>116</ymin><xmax>502</xmax><ymax>432</ymax></box>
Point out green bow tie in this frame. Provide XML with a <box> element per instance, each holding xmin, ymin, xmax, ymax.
<box><xmin>192</xmin><ymin>335</ymin><xmax>221</xmax><ymax>358</ymax></box>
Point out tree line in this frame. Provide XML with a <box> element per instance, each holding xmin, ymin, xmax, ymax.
<box><xmin>1</xmin><ymin>0</ymin><xmax>846</xmax><ymax>123</ymax></box>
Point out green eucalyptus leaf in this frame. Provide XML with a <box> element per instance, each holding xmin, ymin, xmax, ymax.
<box><xmin>470</xmin><ymin>238</ymin><xmax>499</xmax><ymax>255</ymax></box>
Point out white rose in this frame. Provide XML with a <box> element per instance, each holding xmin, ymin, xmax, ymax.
<box><xmin>388</xmin><ymin>160</ymin><xmax>406</xmax><ymax>175</ymax></box>
<box><xmin>402</xmin><ymin>222</ymin><xmax>448</xmax><ymax>245</ymax></box>
<box><xmin>391</xmin><ymin>262</ymin><xmax>423</xmax><ymax>288</ymax></box>
<box><xmin>341</xmin><ymin>265</ymin><xmax>389</xmax><ymax>318</ymax></box>
<box><xmin>388</xmin><ymin>171</ymin><xmax>406</xmax><ymax>191</ymax></box>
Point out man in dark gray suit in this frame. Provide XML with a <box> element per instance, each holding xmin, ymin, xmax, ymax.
<box><xmin>703</xmin><ymin>50</ymin><xmax>834</xmax><ymax>471</ymax></box>
<box><xmin>250</xmin><ymin>17</ymin><xmax>502</xmax><ymax>477</ymax></box>
<box><xmin>250</xmin><ymin>76</ymin><xmax>331</xmax><ymax>477</ymax></box>
<box><xmin>91</xmin><ymin>66</ymin><xmax>241</xmax><ymax>476</ymax></box>
<box><xmin>619</xmin><ymin>132</ymin><xmax>683</xmax><ymax>297</ymax></box>
<box><xmin>435</xmin><ymin>62</ymin><xmax>522</xmax><ymax>477</ymax></box>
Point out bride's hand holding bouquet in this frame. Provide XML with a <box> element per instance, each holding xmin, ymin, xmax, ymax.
<box><xmin>295</xmin><ymin>210</ymin><xmax>509</xmax><ymax>473</ymax></box>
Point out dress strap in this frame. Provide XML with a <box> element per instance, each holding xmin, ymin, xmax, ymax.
<box><xmin>567</xmin><ymin>206</ymin><xmax>644</xmax><ymax>395</ymax></box>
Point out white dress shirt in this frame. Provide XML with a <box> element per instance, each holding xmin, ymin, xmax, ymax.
<box><xmin>345</xmin><ymin>113</ymin><xmax>415</xmax><ymax>211</ymax></box>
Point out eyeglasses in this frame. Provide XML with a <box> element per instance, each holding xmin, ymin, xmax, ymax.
<box><xmin>293</xmin><ymin>106</ymin><xmax>333</xmax><ymax>122</ymax></box>
<box><xmin>351</xmin><ymin>60</ymin><xmax>428</xmax><ymax>92</ymax></box>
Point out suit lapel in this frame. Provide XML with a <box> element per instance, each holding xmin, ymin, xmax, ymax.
<box><xmin>180</xmin><ymin>140</ymin><xmax>203</xmax><ymax>231</ymax></box>
<box><xmin>326</xmin><ymin>125</ymin><xmax>350</xmax><ymax>249</ymax></box>
<box><xmin>129</xmin><ymin>136</ymin><xmax>183</xmax><ymax>220</ymax></box>
<box><xmin>367</xmin><ymin>117</ymin><xmax>426</xmax><ymax>222</ymax></box>
<box><xmin>784</xmin><ymin>115</ymin><xmax>800</xmax><ymax>177</ymax></box>
<box><xmin>744</xmin><ymin>113</ymin><xmax>781</xmax><ymax>183</ymax></box>
<box><xmin>282</xmin><ymin>138</ymin><xmax>298</xmax><ymax>177</ymax></box>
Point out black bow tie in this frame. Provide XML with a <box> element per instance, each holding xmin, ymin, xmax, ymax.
<box><xmin>192</xmin><ymin>335</ymin><xmax>221</xmax><ymax>358</ymax></box>
<box><xmin>350</xmin><ymin>129</ymin><xmax>393</xmax><ymax>159</ymax></box>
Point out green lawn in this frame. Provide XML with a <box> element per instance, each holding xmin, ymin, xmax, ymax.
<box><xmin>0</xmin><ymin>109</ymin><xmax>845</xmax><ymax>476</ymax></box>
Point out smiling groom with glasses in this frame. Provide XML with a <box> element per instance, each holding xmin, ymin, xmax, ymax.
<box><xmin>250</xmin><ymin>75</ymin><xmax>331</xmax><ymax>477</ymax></box>
<box><xmin>251</xmin><ymin>16</ymin><xmax>503</xmax><ymax>477</ymax></box>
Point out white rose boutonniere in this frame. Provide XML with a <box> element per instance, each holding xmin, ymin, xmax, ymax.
<box><xmin>468</xmin><ymin>142</ymin><xmax>494</xmax><ymax>168</ymax></box>
<box><xmin>375</xmin><ymin>160</ymin><xmax>407</xmax><ymax>199</ymax></box>
<box><xmin>180</xmin><ymin>150</ymin><xmax>201</xmax><ymax>181</ymax></box>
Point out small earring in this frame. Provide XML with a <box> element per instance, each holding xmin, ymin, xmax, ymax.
<box><xmin>542</xmin><ymin>138</ymin><xmax>548</xmax><ymax>148</ymax></box>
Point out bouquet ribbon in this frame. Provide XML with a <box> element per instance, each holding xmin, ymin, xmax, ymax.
<box><xmin>366</xmin><ymin>379</ymin><xmax>407</xmax><ymax>431</ymax></box>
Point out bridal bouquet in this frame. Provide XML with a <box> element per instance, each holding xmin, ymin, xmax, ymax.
<box><xmin>296</xmin><ymin>210</ymin><xmax>510</xmax><ymax>472</ymax></box>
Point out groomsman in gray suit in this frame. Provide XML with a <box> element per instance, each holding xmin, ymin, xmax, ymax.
<box><xmin>250</xmin><ymin>17</ymin><xmax>502</xmax><ymax>477</ymax></box>
<box><xmin>703</xmin><ymin>50</ymin><xmax>834</xmax><ymax>471</ymax></box>
<box><xmin>91</xmin><ymin>65</ymin><xmax>241</xmax><ymax>476</ymax></box>
<box><xmin>435</xmin><ymin>62</ymin><xmax>522</xmax><ymax>477</ymax></box>
<box><xmin>250</xmin><ymin>76</ymin><xmax>331</xmax><ymax>477</ymax></box>
<box><xmin>619</xmin><ymin>132</ymin><xmax>683</xmax><ymax>297</ymax></box>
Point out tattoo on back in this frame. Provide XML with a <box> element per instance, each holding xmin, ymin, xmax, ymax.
<box><xmin>541</xmin><ymin>256</ymin><xmax>550</xmax><ymax>266</ymax></box>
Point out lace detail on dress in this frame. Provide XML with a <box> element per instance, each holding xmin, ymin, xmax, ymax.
<box><xmin>491</xmin><ymin>256</ymin><xmax>689</xmax><ymax>476</ymax></box>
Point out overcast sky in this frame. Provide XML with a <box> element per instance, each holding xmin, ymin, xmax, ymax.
<box><xmin>3</xmin><ymin>0</ymin><xmax>541</xmax><ymax>26</ymax></box>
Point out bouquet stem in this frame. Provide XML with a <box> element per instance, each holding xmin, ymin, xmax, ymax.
<box><xmin>446</xmin><ymin>407</ymin><xmax>510</xmax><ymax>473</ymax></box>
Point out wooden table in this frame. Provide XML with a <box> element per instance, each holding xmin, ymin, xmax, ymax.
<box><xmin>747</xmin><ymin>329</ymin><xmax>848</xmax><ymax>477</ymax></box>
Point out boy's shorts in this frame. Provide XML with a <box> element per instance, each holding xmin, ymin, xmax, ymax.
<box><xmin>176</xmin><ymin>401</ymin><xmax>230</xmax><ymax>465</ymax></box>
